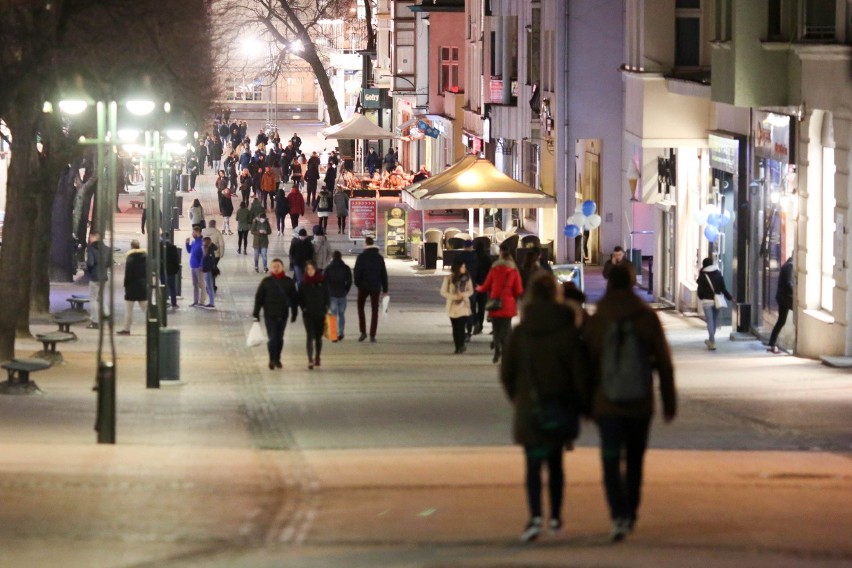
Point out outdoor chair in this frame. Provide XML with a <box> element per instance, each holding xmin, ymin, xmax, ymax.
<box><xmin>424</xmin><ymin>228</ymin><xmax>444</xmax><ymax>259</ymax></box>
<box><xmin>447</xmin><ymin>237</ymin><xmax>465</xmax><ymax>250</ymax></box>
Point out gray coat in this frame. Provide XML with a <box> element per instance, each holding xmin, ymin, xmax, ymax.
<box><xmin>333</xmin><ymin>189</ymin><xmax>349</xmax><ymax>217</ymax></box>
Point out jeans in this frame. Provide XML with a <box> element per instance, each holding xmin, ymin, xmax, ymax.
<box><xmin>702</xmin><ymin>303</ymin><xmax>720</xmax><ymax>342</ymax></box>
<box><xmin>204</xmin><ymin>271</ymin><xmax>215</xmax><ymax>305</ymax></box>
<box><xmin>191</xmin><ymin>267</ymin><xmax>206</xmax><ymax>305</ymax></box>
<box><xmin>190</xmin><ymin>173</ymin><xmax>198</xmax><ymax>190</ymax></box>
<box><xmin>357</xmin><ymin>288</ymin><xmax>381</xmax><ymax>338</ymax></box>
<box><xmin>596</xmin><ymin>415</ymin><xmax>652</xmax><ymax>522</ymax></box>
<box><xmin>491</xmin><ymin>317</ymin><xmax>512</xmax><ymax>357</ymax></box>
<box><xmin>123</xmin><ymin>300</ymin><xmax>147</xmax><ymax>332</ymax></box>
<box><xmin>769</xmin><ymin>303</ymin><xmax>791</xmax><ymax>347</ymax></box>
<box><xmin>264</xmin><ymin>315</ymin><xmax>287</xmax><ymax>363</ymax></box>
<box><xmin>254</xmin><ymin>247</ymin><xmax>268</xmax><ymax>271</ymax></box>
<box><xmin>212</xmin><ymin>159</ymin><xmax>220</xmax><ymax>173</ymax></box>
<box><xmin>222</xmin><ymin>216</ymin><xmax>231</xmax><ymax>233</ymax></box>
<box><xmin>304</xmin><ymin>313</ymin><xmax>324</xmax><ymax>361</ymax></box>
<box><xmin>290</xmin><ymin>213</ymin><xmax>300</xmax><ymax>229</ymax></box>
<box><xmin>330</xmin><ymin>296</ymin><xmax>347</xmax><ymax>338</ymax></box>
<box><xmin>293</xmin><ymin>265</ymin><xmax>304</xmax><ymax>287</ymax></box>
<box><xmin>237</xmin><ymin>230</ymin><xmax>248</xmax><ymax>252</ymax></box>
<box><xmin>450</xmin><ymin>316</ymin><xmax>467</xmax><ymax>351</ymax></box>
<box><xmin>160</xmin><ymin>272</ymin><xmax>177</xmax><ymax>306</ymax></box>
<box><xmin>524</xmin><ymin>445</ymin><xmax>564</xmax><ymax>520</ymax></box>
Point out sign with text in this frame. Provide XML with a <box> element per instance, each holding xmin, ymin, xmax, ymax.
<box><xmin>708</xmin><ymin>134</ymin><xmax>739</xmax><ymax>175</ymax></box>
<box><xmin>384</xmin><ymin>205</ymin><xmax>408</xmax><ymax>257</ymax></box>
<box><xmin>753</xmin><ymin>111</ymin><xmax>792</xmax><ymax>163</ymax></box>
<box><xmin>348</xmin><ymin>198</ymin><xmax>377</xmax><ymax>241</ymax></box>
<box><xmin>362</xmin><ymin>88</ymin><xmax>390</xmax><ymax>109</ymax></box>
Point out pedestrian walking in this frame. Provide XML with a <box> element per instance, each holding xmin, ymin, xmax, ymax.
<box><xmin>274</xmin><ymin>186</ymin><xmax>290</xmax><ymax>235</ymax></box>
<box><xmin>353</xmin><ymin>236</ymin><xmax>388</xmax><ymax>343</ymax></box>
<box><xmin>85</xmin><ymin>231</ymin><xmax>111</xmax><ymax>329</ymax></box>
<box><xmin>117</xmin><ymin>240</ymin><xmax>147</xmax><ymax>335</ymax></box>
<box><xmin>235</xmin><ymin>202</ymin><xmax>251</xmax><ymax>254</ymax></box>
<box><xmin>324</xmin><ymin>250</ymin><xmax>352</xmax><ymax>341</ymax></box>
<box><xmin>217</xmin><ymin>175</ymin><xmax>235</xmax><ymax>234</ymax></box>
<box><xmin>185</xmin><ymin>226</ymin><xmax>207</xmax><ymax>307</ymax></box>
<box><xmin>211</xmin><ymin>137</ymin><xmax>223</xmax><ymax>173</ymax></box>
<box><xmin>602</xmin><ymin>246</ymin><xmax>633</xmax><ymax>280</ymax></box>
<box><xmin>261</xmin><ymin>166</ymin><xmax>276</xmax><ymax>209</ymax></box>
<box><xmin>251</xmin><ymin>212</ymin><xmax>272</xmax><ymax>273</ymax></box>
<box><xmin>384</xmin><ymin>147</ymin><xmax>397</xmax><ymax>172</ymax></box>
<box><xmin>305</xmin><ymin>151</ymin><xmax>321</xmax><ymax>207</ymax></box>
<box><xmin>324</xmin><ymin>161</ymin><xmax>337</xmax><ymax>195</ymax></box>
<box><xmin>289</xmin><ymin>157</ymin><xmax>302</xmax><ymax>189</ymax></box>
<box><xmin>196</xmin><ymin>139</ymin><xmax>208</xmax><ymax>175</ymax></box>
<box><xmin>201</xmin><ymin>236</ymin><xmax>218</xmax><ymax>309</ymax></box>
<box><xmin>239</xmin><ymin>168</ymin><xmax>252</xmax><ymax>206</ymax></box>
<box><xmin>311</xmin><ymin>225</ymin><xmax>332</xmax><ymax>269</ymax></box>
<box><xmin>299</xmin><ymin>260</ymin><xmax>331</xmax><ymax>370</ymax></box>
<box><xmin>696</xmin><ymin>257</ymin><xmax>732</xmax><ymax>351</ymax></box>
<box><xmin>500</xmin><ymin>272</ymin><xmax>588</xmax><ymax>542</ymax></box>
<box><xmin>365</xmin><ymin>147</ymin><xmax>380</xmax><ymax>177</ymax></box>
<box><xmin>440</xmin><ymin>258</ymin><xmax>474</xmax><ymax>354</ymax></box>
<box><xmin>289</xmin><ymin>227</ymin><xmax>314</xmax><ymax>284</ymax></box>
<box><xmin>767</xmin><ymin>256</ymin><xmax>794</xmax><ymax>353</ymax></box>
<box><xmin>160</xmin><ymin>234</ymin><xmax>180</xmax><ymax>308</ymax></box>
<box><xmin>202</xmin><ymin>220</ymin><xmax>225</xmax><ymax>292</ymax></box>
<box><xmin>315</xmin><ymin>186</ymin><xmax>333</xmax><ymax>233</ymax></box>
<box><xmin>333</xmin><ymin>185</ymin><xmax>349</xmax><ymax>235</ymax></box>
<box><xmin>188</xmin><ymin>198</ymin><xmax>205</xmax><ymax>229</ymax></box>
<box><xmin>477</xmin><ymin>242</ymin><xmax>523</xmax><ymax>363</ymax></box>
<box><xmin>253</xmin><ymin>259</ymin><xmax>299</xmax><ymax>370</ymax></box>
<box><xmin>287</xmin><ymin>183</ymin><xmax>306</xmax><ymax>229</ymax></box>
<box><xmin>583</xmin><ymin>263</ymin><xmax>676</xmax><ymax>542</ymax></box>
<box><xmin>471</xmin><ymin>238</ymin><xmax>492</xmax><ymax>335</ymax></box>
<box><xmin>187</xmin><ymin>154</ymin><xmax>200</xmax><ymax>191</ymax></box>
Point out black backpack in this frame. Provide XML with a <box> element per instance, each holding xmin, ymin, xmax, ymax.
<box><xmin>599</xmin><ymin>317</ymin><xmax>652</xmax><ymax>402</ymax></box>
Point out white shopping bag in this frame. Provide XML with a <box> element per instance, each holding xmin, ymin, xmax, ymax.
<box><xmin>246</xmin><ymin>321</ymin><xmax>267</xmax><ymax>347</ymax></box>
<box><xmin>381</xmin><ymin>294</ymin><xmax>391</xmax><ymax>321</ymax></box>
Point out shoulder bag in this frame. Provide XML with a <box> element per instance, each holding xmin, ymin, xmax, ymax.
<box><xmin>704</xmin><ymin>273</ymin><xmax>728</xmax><ymax>309</ymax></box>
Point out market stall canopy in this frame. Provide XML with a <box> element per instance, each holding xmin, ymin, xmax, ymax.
<box><xmin>401</xmin><ymin>155</ymin><xmax>557</xmax><ymax>210</ymax></box>
<box><xmin>320</xmin><ymin>113</ymin><xmax>398</xmax><ymax>140</ymax></box>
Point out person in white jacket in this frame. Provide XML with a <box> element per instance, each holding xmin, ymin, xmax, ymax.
<box><xmin>440</xmin><ymin>258</ymin><xmax>474</xmax><ymax>354</ymax></box>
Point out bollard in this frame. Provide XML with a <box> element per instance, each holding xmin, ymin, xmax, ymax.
<box><xmin>158</xmin><ymin>284</ymin><xmax>168</xmax><ymax>326</ymax></box>
<box><xmin>146</xmin><ymin>318</ymin><xmax>160</xmax><ymax>389</ymax></box>
<box><xmin>95</xmin><ymin>362</ymin><xmax>116</xmax><ymax>444</ymax></box>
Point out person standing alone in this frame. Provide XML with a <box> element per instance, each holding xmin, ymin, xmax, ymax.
<box><xmin>767</xmin><ymin>256</ymin><xmax>794</xmax><ymax>353</ymax></box>
<box><xmin>185</xmin><ymin>227</ymin><xmax>207</xmax><ymax>307</ymax></box>
<box><xmin>353</xmin><ymin>236</ymin><xmax>388</xmax><ymax>343</ymax></box>
<box><xmin>85</xmin><ymin>231</ymin><xmax>112</xmax><ymax>329</ymax></box>
<box><xmin>117</xmin><ymin>240</ymin><xmax>146</xmax><ymax>335</ymax></box>
<box><xmin>253</xmin><ymin>258</ymin><xmax>299</xmax><ymax>370</ymax></box>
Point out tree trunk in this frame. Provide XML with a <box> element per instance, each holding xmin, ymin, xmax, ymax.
<box><xmin>364</xmin><ymin>0</ymin><xmax>376</xmax><ymax>52</ymax></box>
<box><xmin>31</xmin><ymin>185</ymin><xmax>55</xmax><ymax>315</ymax></box>
<box><xmin>50</xmin><ymin>167</ymin><xmax>78</xmax><ymax>282</ymax></box>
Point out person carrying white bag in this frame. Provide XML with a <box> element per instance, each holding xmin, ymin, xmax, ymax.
<box><xmin>696</xmin><ymin>256</ymin><xmax>733</xmax><ymax>351</ymax></box>
<box><xmin>252</xmin><ymin>258</ymin><xmax>299</xmax><ymax>369</ymax></box>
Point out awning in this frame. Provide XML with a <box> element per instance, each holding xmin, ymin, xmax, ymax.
<box><xmin>401</xmin><ymin>155</ymin><xmax>556</xmax><ymax>210</ymax></box>
<box><xmin>320</xmin><ymin>113</ymin><xmax>398</xmax><ymax>140</ymax></box>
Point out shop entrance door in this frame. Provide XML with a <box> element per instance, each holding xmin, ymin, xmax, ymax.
<box><xmin>660</xmin><ymin>207</ymin><xmax>676</xmax><ymax>302</ymax></box>
<box><xmin>575</xmin><ymin>139</ymin><xmax>601</xmax><ymax>264</ymax></box>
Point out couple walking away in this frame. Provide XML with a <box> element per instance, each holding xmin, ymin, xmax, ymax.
<box><xmin>501</xmin><ymin>264</ymin><xmax>677</xmax><ymax>543</ymax></box>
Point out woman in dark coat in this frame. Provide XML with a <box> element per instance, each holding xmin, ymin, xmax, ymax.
<box><xmin>119</xmin><ymin>240</ymin><xmax>148</xmax><ymax>335</ymax></box>
<box><xmin>500</xmin><ymin>272</ymin><xmax>588</xmax><ymax>542</ymax></box>
<box><xmin>299</xmin><ymin>260</ymin><xmax>330</xmax><ymax>370</ymax></box>
<box><xmin>217</xmin><ymin>173</ymin><xmax>235</xmax><ymax>235</ymax></box>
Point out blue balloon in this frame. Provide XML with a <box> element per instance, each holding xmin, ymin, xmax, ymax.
<box><xmin>719</xmin><ymin>209</ymin><xmax>732</xmax><ymax>227</ymax></box>
<box><xmin>564</xmin><ymin>224</ymin><xmax>581</xmax><ymax>238</ymax></box>
<box><xmin>582</xmin><ymin>200</ymin><xmax>597</xmax><ymax>217</ymax></box>
<box><xmin>704</xmin><ymin>225</ymin><xmax>719</xmax><ymax>243</ymax></box>
<box><xmin>707</xmin><ymin>213</ymin><xmax>722</xmax><ymax>227</ymax></box>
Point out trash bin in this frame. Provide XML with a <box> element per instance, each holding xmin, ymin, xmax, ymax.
<box><xmin>179</xmin><ymin>174</ymin><xmax>190</xmax><ymax>192</ymax></box>
<box><xmin>736</xmin><ymin>303</ymin><xmax>751</xmax><ymax>333</ymax></box>
<box><xmin>158</xmin><ymin>328</ymin><xmax>180</xmax><ymax>381</ymax></box>
<box><xmin>175</xmin><ymin>195</ymin><xmax>184</xmax><ymax>216</ymax></box>
<box><xmin>423</xmin><ymin>242</ymin><xmax>438</xmax><ymax>270</ymax></box>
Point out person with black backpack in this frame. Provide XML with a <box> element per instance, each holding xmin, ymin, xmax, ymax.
<box><xmin>314</xmin><ymin>186</ymin><xmax>333</xmax><ymax>233</ymax></box>
<box><xmin>583</xmin><ymin>263</ymin><xmax>676</xmax><ymax>543</ymax></box>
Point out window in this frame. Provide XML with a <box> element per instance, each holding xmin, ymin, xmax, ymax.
<box><xmin>768</xmin><ymin>0</ymin><xmax>782</xmax><ymax>38</ymax></box>
<box><xmin>676</xmin><ymin>0</ymin><xmax>701</xmax><ymax>67</ymax></box>
<box><xmin>440</xmin><ymin>46</ymin><xmax>460</xmax><ymax>93</ymax></box>
<box><xmin>803</xmin><ymin>0</ymin><xmax>836</xmax><ymax>40</ymax></box>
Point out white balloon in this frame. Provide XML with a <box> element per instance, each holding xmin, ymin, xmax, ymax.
<box><xmin>586</xmin><ymin>214</ymin><xmax>602</xmax><ymax>229</ymax></box>
<box><xmin>567</xmin><ymin>213</ymin><xmax>585</xmax><ymax>227</ymax></box>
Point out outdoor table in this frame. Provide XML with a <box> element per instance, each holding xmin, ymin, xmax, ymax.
<box><xmin>33</xmin><ymin>331</ymin><xmax>76</xmax><ymax>365</ymax></box>
<box><xmin>0</xmin><ymin>358</ymin><xmax>50</xmax><ymax>394</ymax></box>
<box><xmin>66</xmin><ymin>297</ymin><xmax>90</xmax><ymax>311</ymax></box>
<box><xmin>129</xmin><ymin>200</ymin><xmax>144</xmax><ymax>209</ymax></box>
<box><xmin>53</xmin><ymin>312</ymin><xmax>89</xmax><ymax>337</ymax></box>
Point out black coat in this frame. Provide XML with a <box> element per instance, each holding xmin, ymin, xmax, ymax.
<box><xmin>160</xmin><ymin>241</ymin><xmax>180</xmax><ymax>276</ymax></box>
<box><xmin>697</xmin><ymin>266</ymin><xmax>732</xmax><ymax>301</ymax></box>
<box><xmin>124</xmin><ymin>249</ymin><xmax>147</xmax><ymax>302</ymax></box>
<box><xmin>324</xmin><ymin>258</ymin><xmax>352</xmax><ymax>298</ymax></box>
<box><xmin>253</xmin><ymin>275</ymin><xmax>299</xmax><ymax>320</ymax></box>
<box><xmin>289</xmin><ymin>237</ymin><xmax>314</xmax><ymax>269</ymax></box>
<box><xmin>299</xmin><ymin>275</ymin><xmax>330</xmax><ymax>320</ymax></box>
<box><xmin>776</xmin><ymin>259</ymin><xmax>794</xmax><ymax>308</ymax></box>
<box><xmin>354</xmin><ymin>247</ymin><xmax>388</xmax><ymax>293</ymax></box>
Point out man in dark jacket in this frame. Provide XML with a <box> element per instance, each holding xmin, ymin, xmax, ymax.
<box><xmin>353</xmin><ymin>236</ymin><xmax>388</xmax><ymax>342</ymax></box>
<box><xmin>85</xmin><ymin>231</ymin><xmax>112</xmax><ymax>328</ymax></box>
<box><xmin>118</xmin><ymin>240</ymin><xmax>147</xmax><ymax>335</ymax></box>
<box><xmin>365</xmin><ymin>147</ymin><xmax>380</xmax><ymax>177</ymax></box>
<box><xmin>253</xmin><ymin>258</ymin><xmax>299</xmax><ymax>370</ymax></box>
<box><xmin>324</xmin><ymin>250</ymin><xmax>352</xmax><ymax>341</ymax></box>
<box><xmin>160</xmin><ymin>234</ymin><xmax>180</xmax><ymax>308</ymax></box>
<box><xmin>768</xmin><ymin>256</ymin><xmax>794</xmax><ymax>353</ymax></box>
<box><xmin>383</xmin><ymin>148</ymin><xmax>397</xmax><ymax>172</ymax></box>
<box><xmin>457</xmin><ymin>240</ymin><xmax>479</xmax><ymax>340</ymax></box>
<box><xmin>289</xmin><ymin>228</ymin><xmax>314</xmax><ymax>285</ymax></box>
<box><xmin>602</xmin><ymin>246</ymin><xmax>634</xmax><ymax>280</ymax></box>
<box><xmin>583</xmin><ymin>264</ymin><xmax>676</xmax><ymax>542</ymax></box>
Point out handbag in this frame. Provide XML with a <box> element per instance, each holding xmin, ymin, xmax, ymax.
<box><xmin>324</xmin><ymin>312</ymin><xmax>338</xmax><ymax>341</ymax></box>
<box><xmin>246</xmin><ymin>321</ymin><xmax>267</xmax><ymax>347</ymax></box>
<box><xmin>704</xmin><ymin>273</ymin><xmax>728</xmax><ymax>309</ymax></box>
<box><xmin>485</xmin><ymin>273</ymin><xmax>510</xmax><ymax>312</ymax></box>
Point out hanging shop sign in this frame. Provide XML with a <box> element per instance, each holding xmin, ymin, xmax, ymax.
<box><xmin>384</xmin><ymin>205</ymin><xmax>408</xmax><ymax>257</ymax></box>
<box><xmin>348</xmin><ymin>198</ymin><xmax>377</xmax><ymax>240</ymax></box>
<box><xmin>709</xmin><ymin>134</ymin><xmax>740</xmax><ymax>175</ymax></box>
<box><xmin>753</xmin><ymin>111</ymin><xmax>793</xmax><ymax>163</ymax></box>
<box><xmin>362</xmin><ymin>88</ymin><xmax>391</xmax><ymax>109</ymax></box>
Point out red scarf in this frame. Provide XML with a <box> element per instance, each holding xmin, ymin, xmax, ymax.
<box><xmin>272</xmin><ymin>271</ymin><xmax>286</xmax><ymax>280</ymax></box>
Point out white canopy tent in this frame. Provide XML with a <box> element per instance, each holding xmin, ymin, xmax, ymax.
<box><xmin>401</xmin><ymin>155</ymin><xmax>556</xmax><ymax>236</ymax></box>
<box><xmin>320</xmin><ymin>113</ymin><xmax>397</xmax><ymax>173</ymax></box>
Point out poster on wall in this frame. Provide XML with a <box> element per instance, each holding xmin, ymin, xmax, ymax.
<box><xmin>753</xmin><ymin>111</ymin><xmax>792</xmax><ymax>163</ymax></box>
<box><xmin>384</xmin><ymin>205</ymin><xmax>408</xmax><ymax>257</ymax></box>
<box><xmin>406</xmin><ymin>206</ymin><xmax>423</xmax><ymax>252</ymax></box>
<box><xmin>348</xmin><ymin>198</ymin><xmax>377</xmax><ymax>241</ymax></box>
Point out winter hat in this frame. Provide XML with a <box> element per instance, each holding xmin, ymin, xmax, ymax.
<box><xmin>312</xmin><ymin>224</ymin><xmax>322</xmax><ymax>236</ymax></box>
<box><xmin>299</xmin><ymin>228</ymin><xmax>307</xmax><ymax>237</ymax></box>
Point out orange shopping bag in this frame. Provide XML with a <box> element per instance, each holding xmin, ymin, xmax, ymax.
<box><xmin>324</xmin><ymin>312</ymin><xmax>338</xmax><ymax>341</ymax></box>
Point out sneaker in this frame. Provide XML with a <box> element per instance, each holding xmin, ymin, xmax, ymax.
<box><xmin>609</xmin><ymin>519</ymin><xmax>629</xmax><ymax>543</ymax></box>
<box><xmin>548</xmin><ymin>518</ymin><xmax>562</xmax><ymax>534</ymax></box>
<box><xmin>204</xmin><ymin>304</ymin><xmax>215</xmax><ymax>309</ymax></box>
<box><xmin>704</xmin><ymin>339</ymin><xmax>716</xmax><ymax>351</ymax></box>
<box><xmin>520</xmin><ymin>518</ymin><xmax>542</xmax><ymax>543</ymax></box>
<box><xmin>358</xmin><ymin>333</ymin><xmax>367</xmax><ymax>342</ymax></box>
<box><xmin>116</xmin><ymin>329</ymin><xmax>130</xmax><ymax>335</ymax></box>
<box><xmin>338</xmin><ymin>335</ymin><xmax>344</xmax><ymax>341</ymax></box>
<box><xmin>768</xmin><ymin>345</ymin><xmax>781</xmax><ymax>354</ymax></box>
<box><xmin>370</xmin><ymin>336</ymin><xmax>376</xmax><ymax>343</ymax></box>
<box><xmin>314</xmin><ymin>356</ymin><xmax>320</xmax><ymax>367</ymax></box>
<box><xmin>268</xmin><ymin>361</ymin><xmax>275</xmax><ymax>370</ymax></box>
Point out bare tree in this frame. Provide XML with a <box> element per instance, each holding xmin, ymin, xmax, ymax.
<box><xmin>0</xmin><ymin>0</ymin><xmax>216</xmax><ymax>360</ymax></box>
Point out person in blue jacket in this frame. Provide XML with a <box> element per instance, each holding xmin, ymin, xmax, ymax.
<box><xmin>185</xmin><ymin>226</ymin><xmax>207</xmax><ymax>307</ymax></box>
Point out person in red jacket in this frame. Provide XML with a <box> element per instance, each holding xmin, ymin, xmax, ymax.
<box><xmin>477</xmin><ymin>242</ymin><xmax>523</xmax><ymax>363</ymax></box>
<box><xmin>286</xmin><ymin>184</ymin><xmax>306</xmax><ymax>230</ymax></box>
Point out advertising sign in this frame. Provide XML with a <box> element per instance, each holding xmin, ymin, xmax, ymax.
<box><xmin>384</xmin><ymin>205</ymin><xmax>408</xmax><ymax>257</ymax></box>
<box><xmin>348</xmin><ymin>198</ymin><xmax>377</xmax><ymax>241</ymax></box>
<box><xmin>406</xmin><ymin>207</ymin><xmax>423</xmax><ymax>251</ymax></box>
<box><xmin>709</xmin><ymin>134</ymin><xmax>739</xmax><ymax>175</ymax></box>
<box><xmin>753</xmin><ymin>111</ymin><xmax>792</xmax><ymax>163</ymax></box>
<box><xmin>362</xmin><ymin>88</ymin><xmax>390</xmax><ymax>109</ymax></box>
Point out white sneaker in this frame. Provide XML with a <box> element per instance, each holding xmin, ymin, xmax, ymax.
<box><xmin>520</xmin><ymin>517</ymin><xmax>542</xmax><ymax>543</ymax></box>
<box><xmin>548</xmin><ymin>518</ymin><xmax>562</xmax><ymax>534</ymax></box>
<box><xmin>609</xmin><ymin>519</ymin><xmax>629</xmax><ymax>543</ymax></box>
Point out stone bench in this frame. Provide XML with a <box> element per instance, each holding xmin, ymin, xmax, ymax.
<box><xmin>33</xmin><ymin>331</ymin><xmax>77</xmax><ymax>365</ymax></box>
<box><xmin>0</xmin><ymin>358</ymin><xmax>51</xmax><ymax>395</ymax></box>
<box><xmin>129</xmin><ymin>200</ymin><xmax>145</xmax><ymax>209</ymax></box>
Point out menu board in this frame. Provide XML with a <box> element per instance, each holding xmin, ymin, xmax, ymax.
<box><xmin>406</xmin><ymin>207</ymin><xmax>423</xmax><ymax>251</ymax></box>
<box><xmin>384</xmin><ymin>206</ymin><xmax>408</xmax><ymax>257</ymax></box>
<box><xmin>348</xmin><ymin>198</ymin><xmax>377</xmax><ymax>240</ymax></box>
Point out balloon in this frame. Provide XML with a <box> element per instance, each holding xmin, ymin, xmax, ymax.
<box><xmin>692</xmin><ymin>208</ymin><xmax>709</xmax><ymax>226</ymax></box>
<box><xmin>585</xmin><ymin>214</ymin><xmax>602</xmax><ymax>230</ymax></box>
<box><xmin>704</xmin><ymin>225</ymin><xmax>719</xmax><ymax>243</ymax></box>
<box><xmin>707</xmin><ymin>213</ymin><xmax>722</xmax><ymax>227</ymax></box>
<box><xmin>719</xmin><ymin>209</ymin><xmax>732</xmax><ymax>227</ymax></box>
<box><xmin>581</xmin><ymin>199</ymin><xmax>597</xmax><ymax>217</ymax></box>
<box><xmin>563</xmin><ymin>224</ymin><xmax>581</xmax><ymax>238</ymax></box>
<box><xmin>567</xmin><ymin>213</ymin><xmax>585</xmax><ymax>227</ymax></box>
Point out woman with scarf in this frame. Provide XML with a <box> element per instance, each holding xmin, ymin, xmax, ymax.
<box><xmin>440</xmin><ymin>258</ymin><xmax>474</xmax><ymax>354</ymax></box>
